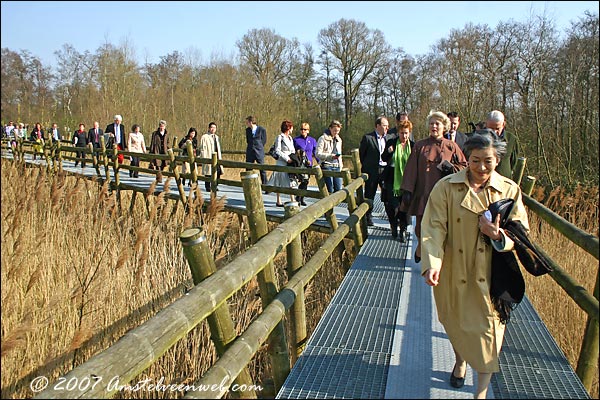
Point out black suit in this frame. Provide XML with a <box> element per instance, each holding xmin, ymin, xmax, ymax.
<box><xmin>104</xmin><ymin>122</ymin><xmax>127</xmax><ymax>149</ymax></box>
<box><xmin>88</xmin><ymin>127</ymin><xmax>104</xmax><ymax>148</ymax></box>
<box><xmin>359</xmin><ymin>131</ymin><xmax>387</xmax><ymax>202</ymax></box>
<box><xmin>49</xmin><ymin>128</ymin><xmax>62</xmax><ymax>143</ymax></box>
<box><xmin>245</xmin><ymin>125</ymin><xmax>267</xmax><ymax>183</ymax></box>
<box><xmin>105</xmin><ymin>122</ymin><xmax>126</xmax><ymax>164</ymax></box>
<box><xmin>445</xmin><ymin>131</ymin><xmax>468</xmax><ymax>153</ymax></box>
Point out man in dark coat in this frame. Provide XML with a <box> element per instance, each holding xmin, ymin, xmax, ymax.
<box><xmin>244</xmin><ymin>115</ymin><xmax>267</xmax><ymax>185</ymax></box>
<box><xmin>446</xmin><ymin>112</ymin><xmax>469</xmax><ymax>152</ymax></box>
<box><xmin>486</xmin><ymin>110</ymin><xmax>519</xmax><ymax>179</ymax></box>
<box><xmin>359</xmin><ymin>116</ymin><xmax>390</xmax><ymax>226</ymax></box>
<box><xmin>105</xmin><ymin>114</ymin><xmax>126</xmax><ymax>164</ymax></box>
<box><xmin>87</xmin><ymin>121</ymin><xmax>104</xmax><ymax>149</ymax></box>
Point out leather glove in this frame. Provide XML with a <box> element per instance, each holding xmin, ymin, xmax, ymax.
<box><xmin>401</xmin><ymin>191</ymin><xmax>411</xmax><ymax>206</ymax></box>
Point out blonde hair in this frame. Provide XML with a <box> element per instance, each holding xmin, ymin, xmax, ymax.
<box><xmin>426</xmin><ymin>110</ymin><xmax>450</xmax><ymax>132</ymax></box>
<box><xmin>329</xmin><ymin>120</ymin><xmax>342</xmax><ymax>129</ymax></box>
<box><xmin>301</xmin><ymin>122</ymin><xmax>310</xmax><ymax>130</ymax></box>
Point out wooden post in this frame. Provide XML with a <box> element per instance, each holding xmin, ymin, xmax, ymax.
<box><xmin>168</xmin><ymin>148</ymin><xmax>186</xmax><ymax>206</ymax></box>
<box><xmin>211</xmin><ymin>152</ymin><xmax>218</xmax><ymax>193</ymax></box>
<box><xmin>576</xmin><ymin>267</ymin><xmax>599</xmax><ymax>393</ymax></box>
<box><xmin>283</xmin><ymin>202</ymin><xmax>307</xmax><ymax>364</ymax></box>
<box><xmin>113</xmin><ymin>144</ymin><xmax>121</xmax><ymax>188</ymax></box>
<box><xmin>43</xmin><ymin>139</ymin><xmax>52</xmax><ymax>172</ymax></box>
<box><xmin>180</xmin><ymin>227</ymin><xmax>256</xmax><ymax>399</ymax></box>
<box><xmin>521</xmin><ymin>175</ymin><xmax>536</xmax><ymax>196</ymax></box>
<box><xmin>351</xmin><ymin>149</ymin><xmax>368</xmax><ymax>238</ymax></box>
<box><xmin>350</xmin><ymin>148</ymin><xmax>361</xmax><ymax>179</ymax></box>
<box><xmin>240</xmin><ymin>170</ymin><xmax>290</xmax><ymax>391</ymax></box>
<box><xmin>186</xmin><ymin>140</ymin><xmax>199</xmax><ymax>190</ymax></box>
<box><xmin>101</xmin><ymin>136</ymin><xmax>110</xmax><ymax>182</ymax></box>
<box><xmin>342</xmin><ymin>169</ymin><xmax>363</xmax><ymax>248</ymax></box>
<box><xmin>512</xmin><ymin>157</ymin><xmax>526</xmax><ymax>185</ymax></box>
<box><xmin>88</xmin><ymin>143</ymin><xmax>98</xmax><ymax>176</ymax></box>
<box><xmin>313</xmin><ymin>165</ymin><xmax>338</xmax><ymax>231</ymax></box>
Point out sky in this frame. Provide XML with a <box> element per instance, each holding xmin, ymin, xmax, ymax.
<box><xmin>1</xmin><ymin>1</ymin><xmax>598</xmax><ymax>66</ymax></box>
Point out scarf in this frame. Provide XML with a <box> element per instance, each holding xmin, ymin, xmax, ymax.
<box><xmin>393</xmin><ymin>140</ymin><xmax>411</xmax><ymax>196</ymax></box>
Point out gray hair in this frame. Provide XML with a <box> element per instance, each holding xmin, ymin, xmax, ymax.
<box><xmin>114</xmin><ymin>114</ymin><xmax>122</xmax><ymax>121</ymax></box>
<box><xmin>159</xmin><ymin>119</ymin><xmax>167</xmax><ymax>126</ymax></box>
<box><xmin>486</xmin><ymin>110</ymin><xmax>505</xmax><ymax>124</ymax></box>
<box><xmin>463</xmin><ymin>129</ymin><xmax>507</xmax><ymax>159</ymax></box>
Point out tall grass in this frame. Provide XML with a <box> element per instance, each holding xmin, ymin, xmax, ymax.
<box><xmin>525</xmin><ymin>185</ymin><xmax>599</xmax><ymax>398</ymax></box>
<box><xmin>0</xmin><ymin>160</ymin><xmax>352</xmax><ymax>399</ymax></box>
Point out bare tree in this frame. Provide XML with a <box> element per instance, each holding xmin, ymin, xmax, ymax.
<box><xmin>318</xmin><ymin>19</ymin><xmax>390</xmax><ymax>132</ymax></box>
<box><xmin>236</xmin><ymin>28</ymin><xmax>299</xmax><ymax>89</ymax></box>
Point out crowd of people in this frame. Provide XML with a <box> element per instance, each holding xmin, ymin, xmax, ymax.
<box><xmin>353</xmin><ymin>109</ymin><xmax>523</xmax><ymax>399</ymax></box>
<box><xmin>244</xmin><ymin>115</ymin><xmax>340</xmax><ymax>206</ymax></box>
<box><xmin>1</xmin><ymin>116</ymin><xmax>224</xmax><ymax>188</ymax></box>
<box><xmin>3</xmin><ymin>108</ymin><xmax>524</xmax><ymax>398</ymax></box>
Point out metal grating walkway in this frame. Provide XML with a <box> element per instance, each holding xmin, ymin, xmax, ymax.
<box><xmin>277</xmin><ymin>195</ymin><xmax>590</xmax><ymax>399</ymax></box>
<box><xmin>277</xmin><ymin>225</ymin><xmax>407</xmax><ymax>399</ymax></box>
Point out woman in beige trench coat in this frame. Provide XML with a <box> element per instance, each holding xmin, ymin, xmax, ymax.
<box><xmin>421</xmin><ymin>131</ymin><xmax>529</xmax><ymax>399</ymax></box>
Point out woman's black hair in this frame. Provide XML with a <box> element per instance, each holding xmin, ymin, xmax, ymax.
<box><xmin>463</xmin><ymin>129</ymin><xmax>507</xmax><ymax>159</ymax></box>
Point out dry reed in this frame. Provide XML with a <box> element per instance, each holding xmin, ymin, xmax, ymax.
<box><xmin>525</xmin><ymin>185</ymin><xmax>599</xmax><ymax>398</ymax></box>
<box><xmin>0</xmin><ymin>159</ymin><xmax>352</xmax><ymax>399</ymax></box>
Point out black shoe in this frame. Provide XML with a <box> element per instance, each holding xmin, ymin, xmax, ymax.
<box><xmin>367</xmin><ymin>218</ymin><xmax>374</xmax><ymax>226</ymax></box>
<box><xmin>391</xmin><ymin>224</ymin><xmax>398</xmax><ymax>238</ymax></box>
<box><xmin>450</xmin><ymin>371</ymin><xmax>465</xmax><ymax>388</ymax></box>
<box><xmin>300</xmin><ymin>201</ymin><xmax>307</xmax><ymax>206</ymax></box>
<box><xmin>414</xmin><ymin>251</ymin><xmax>421</xmax><ymax>263</ymax></box>
<box><xmin>399</xmin><ymin>230</ymin><xmax>406</xmax><ymax>243</ymax></box>
<box><xmin>276</xmin><ymin>203</ymin><xmax>284</xmax><ymax>207</ymax></box>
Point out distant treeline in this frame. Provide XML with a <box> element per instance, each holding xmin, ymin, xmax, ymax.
<box><xmin>1</xmin><ymin>12</ymin><xmax>598</xmax><ymax>189</ymax></box>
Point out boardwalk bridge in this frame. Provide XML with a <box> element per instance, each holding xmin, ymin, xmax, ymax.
<box><xmin>2</xmin><ymin>137</ymin><xmax>597</xmax><ymax>399</ymax></box>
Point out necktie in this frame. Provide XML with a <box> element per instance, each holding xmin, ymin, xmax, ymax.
<box><xmin>213</xmin><ymin>135</ymin><xmax>218</xmax><ymax>152</ymax></box>
<box><xmin>95</xmin><ymin>129</ymin><xmax>98</xmax><ymax>142</ymax></box>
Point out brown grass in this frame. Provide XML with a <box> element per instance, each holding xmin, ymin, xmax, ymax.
<box><xmin>0</xmin><ymin>159</ymin><xmax>352</xmax><ymax>399</ymax></box>
<box><xmin>525</xmin><ymin>185</ymin><xmax>599</xmax><ymax>398</ymax></box>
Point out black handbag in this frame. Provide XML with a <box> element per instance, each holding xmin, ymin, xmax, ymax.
<box><xmin>488</xmin><ymin>198</ymin><xmax>552</xmax><ymax>323</ymax></box>
<box><xmin>268</xmin><ymin>144</ymin><xmax>279</xmax><ymax>160</ymax></box>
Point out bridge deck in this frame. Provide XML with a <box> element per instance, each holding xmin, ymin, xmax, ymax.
<box><xmin>277</xmin><ymin>197</ymin><xmax>590</xmax><ymax>399</ymax></box>
<box><xmin>3</xmin><ymin>152</ymin><xmax>590</xmax><ymax>399</ymax></box>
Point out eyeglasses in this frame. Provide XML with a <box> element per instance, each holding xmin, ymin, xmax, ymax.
<box><xmin>300</xmin><ymin>128</ymin><xmax>308</xmax><ymax>131</ymax></box>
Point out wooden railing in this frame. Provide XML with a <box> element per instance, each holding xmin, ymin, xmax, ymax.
<box><xmin>1</xmin><ymin>139</ymin><xmax>597</xmax><ymax>396</ymax></box>
<box><xmin>29</xmin><ymin>164</ymin><xmax>369</xmax><ymax>398</ymax></box>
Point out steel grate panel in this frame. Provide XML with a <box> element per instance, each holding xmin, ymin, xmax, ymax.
<box><xmin>490</xmin><ymin>296</ymin><xmax>590</xmax><ymax>399</ymax></box>
<box><xmin>501</xmin><ymin>319</ymin><xmax>574</xmax><ymax>372</ymax></box>
<box><xmin>331</xmin><ymin>268</ymin><xmax>403</xmax><ymax>308</ymax></box>
<box><xmin>492</xmin><ymin>366</ymin><xmax>588</xmax><ymax>399</ymax></box>
<box><xmin>277</xmin><ymin>347</ymin><xmax>390</xmax><ymax>399</ymax></box>
<box><xmin>307</xmin><ymin>304</ymin><xmax>397</xmax><ymax>353</ymax></box>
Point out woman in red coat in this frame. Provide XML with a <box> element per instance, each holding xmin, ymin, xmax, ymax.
<box><xmin>400</xmin><ymin>111</ymin><xmax>467</xmax><ymax>262</ymax></box>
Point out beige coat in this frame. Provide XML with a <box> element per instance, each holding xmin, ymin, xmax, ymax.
<box><xmin>316</xmin><ymin>133</ymin><xmax>343</xmax><ymax>168</ymax></box>
<box><xmin>421</xmin><ymin>168</ymin><xmax>529</xmax><ymax>373</ymax></box>
<box><xmin>199</xmin><ymin>132</ymin><xmax>222</xmax><ymax>176</ymax></box>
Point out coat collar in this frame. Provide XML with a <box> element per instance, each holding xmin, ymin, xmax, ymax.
<box><xmin>449</xmin><ymin>168</ymin><xmax>508</xmax><ymax>214</ymax></box>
